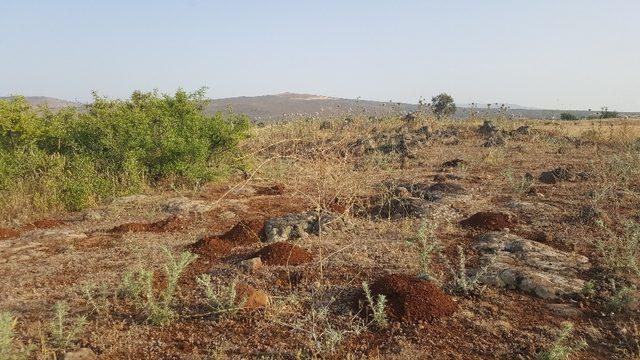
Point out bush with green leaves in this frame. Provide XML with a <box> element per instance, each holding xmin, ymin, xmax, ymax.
<box><xmin>361</xmin><ymin>281</ymin><xmax>388</xmax><ymax>329</ymax></box>
<box><xmin>538</xmin><ymin>322</ymin><xmax>586</xmax><ymax>360</ymax></box>
<box><xmin>196</xmin><ymin>274</ymin><xmax>246</xmax><ymax>317</ymax></box>
<box><xmin>49</xmin><ymin>301</ymin><xmax>87</xmax><ymax>351</ymax></box>
<box><xmin>0</xmin><ymin>89</ymin><xmax>250</xmax><ymax>215</ymax></box>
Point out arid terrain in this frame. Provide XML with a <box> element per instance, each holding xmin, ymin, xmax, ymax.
<box><xmin>1</xmin><ymin>116</ymin><xmax>640</xmax><ymax>359</ymax></box>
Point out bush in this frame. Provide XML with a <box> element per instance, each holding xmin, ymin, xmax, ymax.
<box><xmin>560</xmin><ymin>112</ymin><xmax>578</xmax><ymax>121</ymax></box>
<box><xmin>0</xmin><ymin>89</ymin><xmax>250</xmax><ymax>215</ymax></box>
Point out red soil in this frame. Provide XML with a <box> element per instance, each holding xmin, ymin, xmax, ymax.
<box><xmin>109</xmin><ymin>215</ymin><xmax>188</xmax><ymax>233</ymax></box>
<box><xmin>0</xmin><ymin>228</ymin><xmax>20</xmax><ymax>240</ymax></box>
<box><xmin>369</xmin><ymin>274</ymin><xmax>457</xmax><ymax>322</ymax></box>
<box><xmin>460</xmin><ymin>211</ymin><xmax>514</xmax><ymax>231</ymax></box>
<box><xmin>255</xmin><ymin>242</ymin><xmax>313</xmax><ymax>266</ymax></box>
<box><xmin>23</xmin><ymin>219</ymin><xmax>66</xmax><ymax>230</ymax></box>
<box><xmin>190</xmin><ymin>235</ymin><xmax>234</xmax><ymax>258</ymax></box>
<box><xmin>257</xmin><ymin>184</ymin><xmax>286</xmax><ymax>195</ymax></box>
<box><xmin>220</xmin><ymin>219</ymin><xmax>264</xmax><ymax>245</ymax></box>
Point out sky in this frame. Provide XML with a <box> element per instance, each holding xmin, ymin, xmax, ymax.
<box><xmin>1</xmin><ymin>0</ymin><xmax>639</xmax><ymax>111</ymax></box>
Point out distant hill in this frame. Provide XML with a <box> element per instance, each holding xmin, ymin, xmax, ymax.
<box><xmin>204</xmin><ymin>92</ymin><xmax>416</xmax><ymax>121</ymax></box>
<box><xmin>4</xmin><ymin>93</ymin><xmax>636</xmax><ymax>120</ymax></box>
<box><xmin>0</xmin><ymin>96</ymin><xmax>80</xmax><ymax>110</ymax></box>
<box><xmin>206</xmin><ymin>93</ymin><xmax>637</xmax><ymax>121</ymax></box>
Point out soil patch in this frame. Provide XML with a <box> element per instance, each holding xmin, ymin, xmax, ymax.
<box><xmin>254</xmin><ymin>242</ymin><xmax>313</xmax><ymax>266</ymax></box>
<box><xmin>23</xmin><ymin>219</ymin><xmax>66</xmax><ymax>230</ymax></box>
<box><xmin>190</xmin><ymin>235</ymin><xmax>234</xmax><ymax>258</ymax></box>
<box><xmin>0</xmin><ymin>227</ymin><xmax>20</xmax><ymax>240</ymax></box>
<box><xmin>221</xmin><ymin>219</ymin><xmax>264</xmax><ymax>245</ymax></box>
<box><xmin>368</xmin><ymin>274</ymin><xmax>456</xmax><ymax>322</ymax></box>
<box><xmin>460</xmin><ymin>211</ymin><xmax>515</xmax><ymax>231</ymax></box>
<box><xmin>109</xmin><ymin>215</ymin><xmax>188</xmax><ymax>233</ymax></box>
<box><xmin>257</xmin><ymin>184</ymin><xmax>285</xmax><ymax>195</ymax></box>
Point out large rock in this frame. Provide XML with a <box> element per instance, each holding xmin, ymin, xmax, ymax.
<box><xmin>160</xmin><ymin>197</ymin><xmax>214</xmax><ymax>214</ymax></box>
<box><xmin>539</xmin><ymin>167</ymin><xmax>575</xmax><ymax>184</ymax></box>
<box><xmin>478</xmin><ymin>120</ymin><xmax>499</xmax><ymax>136</ymax></box>
<box><xmin>263</xmin><ymin>211</ymin><xmax>340</xmax><ymax>243</ymax></box>
<box><xmin>473</xmin><ymin>232</ymin><xmax>590</xmax><ymax>299</ymax></box>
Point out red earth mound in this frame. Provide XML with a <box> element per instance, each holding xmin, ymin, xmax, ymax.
<box><xmin>23</xmin><ymin>219</ymin><xmax>66</xmax><ymax>230</ymax></box>
<box><xmin>0</xmin><ymin>228</ymin><xmax>20</xmax><ymax>240</ymax></box>
<box><xmin>190</xmin><ymin>235</ymin><xmax>234</xmax><ymax>258</ymax></box>
<box><xmin>109</xmin><ymin>215</ymin><xmax>188</xmax><ymax>233</ymax></box>
<box><xmin>220</xmin><ymin>219</ymin><xmax>264</xmax><ymax>245</ymax></box>
<box><xmin>369</xmin><ymin>274</ymin><xmax>456</xmax><ymax>322</ymax></box>
<box><xmin>460</xmin><ymin>211</ymin><xmax>514</xmax><ymax>231</ymax></box>
<box><xmin>257</xmin><ymin>184</ymin><xmax>285</xmax><ymax>195</ymax></box>
<box><xmin>255</xmin><ymin>242</ymin><xmax>313</xmax><ymax>266</ymax></box>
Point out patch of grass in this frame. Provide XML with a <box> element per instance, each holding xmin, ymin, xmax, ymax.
<box><xmin>196</xmin><ymin>275</ymin><xmax>247</xmax><ymax>317</ymax></box>
<box><xmin>361</xmin><ymin>281</ymin><xmax>388</xmax><ymax>329</ymax></box>
<box><xmin>538</xmin><ymin>322</ymin><xmax>586</xmax><ymax>360</ymax></box>
<box><xmin>595</xmin><ymin>220</ymin><xmax>640</xmax><ymax>276</ymax></box>
<box><xmin>0</xmin><ymin>312</ymin><xmax>33</xmax><ymax>360</ymax></box>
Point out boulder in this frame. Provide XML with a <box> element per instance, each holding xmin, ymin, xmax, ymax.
<box><xmin>473</xmin><ymin>232</ymin><xmax>590</xmax><ymax>299</ymax></box>
<box><xmin>263</xmin><ymin>211</ymin><xmax>341</xmax><ymax>243</ymax></box>
<box><xmin>478</xmin><ymin>120</ymin><xmax>498</xmax><ymax>136</ymax></box>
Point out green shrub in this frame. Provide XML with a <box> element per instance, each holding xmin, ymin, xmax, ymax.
<box><xmin>0</xmin><ymin>89</ymin><xmax>250</xmax><ymax>215</ymax></box>
<box><xmin>560</xmin><ymin>112</ymin><xmax>578</xmax><ymax>121</ymax></box>
<box><xmin>0</xmin><ymin>312</ymin><xmax>33</xmax><ymax>360</ymax></box>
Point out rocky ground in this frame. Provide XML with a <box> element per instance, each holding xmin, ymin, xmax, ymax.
<box><xmin>1</xmin><ymin>117</ymin><xmax>639</xmax><ymax>359</ymax></box>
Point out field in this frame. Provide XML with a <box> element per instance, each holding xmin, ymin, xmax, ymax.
<box><xmin>1</xmin><ymin>111</ymin><xmax>640</xmax><ymax>359</ymax></box>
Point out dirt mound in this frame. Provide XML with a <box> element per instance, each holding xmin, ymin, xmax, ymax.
<box><xmin>235</xmin><ymin>283</ymin><xmax>270</xmax><ymax>310</ymax></box>
<box><xmin>190</xmin><ymin>235</ymin><xmax>234</xmax><ymax>258</ymax></box>
<box><xmin>221</xmin><ymin>219</ymin><xmax>264</xmax><ymax>245</ymax></box>
<box><xmin>255</xmin><ymin>242</ymin><xmax>313</xmax><ymax>266</ymax></box>
<box><xmin>369</xmin><ymin>274</ymin><xmax>456</xmax><ymax>322</ymax></box>
<box><xmin>109</xmin><ymin>215</ymin><xmax>187</xmax><ymax>233</ymax></box>
<box><xmin>23</xmin><ymin>219</ymin><xmax>66</xmax><ymax>230</ymax></box>
<box><xmin>0</xmin><ymin>228</ymin><xmax>20</xmax><ymax>240</ymax></box>
<box><xmin>257</xmin><ymin>184</ymin><xmax>285</xmax><ymax>195</ymax></box>
<box><xmin>460</xmin><ymin>211</ymin><xmax>515</xmax><ymax>231</ymax></box>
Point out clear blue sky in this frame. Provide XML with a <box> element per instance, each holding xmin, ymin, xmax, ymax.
<box><xmin>1</xmin><ymin>0</ymin><xmax>638</xmax><ymax>111</ymax></box>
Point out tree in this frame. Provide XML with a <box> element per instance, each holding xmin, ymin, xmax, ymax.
<box><xmin>430</xmin><ymin>93</ymin><xmax>456</xmax><ymax>119</ymax></box>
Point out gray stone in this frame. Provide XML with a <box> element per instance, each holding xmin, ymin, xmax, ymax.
<box><xmin>473</xmin><ymin>232</ymin><xmax>590</xmax><ymax>299</ymax></box>
<box><xmin>161</xmin><ymin>197</ymin><xmax>214</xmax><ymax>214</ymax></box>
<box><xmin>478</xmin><ymin>120</ymin><xmax>499</xmax><ymax>136</ymax></box>
<box><xmin>482</xmin><ymin>134</ymin><xmax>506</xmax><ymax>147</ymax></box>
<box><xmin>263</xmin><ymin>211</ymin><xmax>341</xmax><ymax>243</ymax></box>
<box><xmin>539</xmin><ymin>167</ymin><xmax>574</xmax><ymax>184</ymax></box>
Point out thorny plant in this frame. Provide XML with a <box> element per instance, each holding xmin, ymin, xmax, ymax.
<box><xmin>441</xmin><ymin>245</ymin><xmax>490</xmax><ymax>297</ymax></box>
<box><xmin>406</xmin><ymin>220</ymin><xmax>442</xmax><ymax>282</ymax></box>
<box><xmin>0</xmin><ymin>312</ymin><xmax>33</xmax><ymax>360</ymax></box>
<box><xmin>361</xmin><ymin>281</ymin><xmax>388</xmax><ymax>329</ymax></box>
<box><xmin>196</xmin><ymin>275</ymin><xmax>247</xmax><ymax>318</ymax></box>
<box><xmin>49</xmin><ymin>301</ymin><xmax>87</xmax><ymax>351</ymax></box>
<box><xmin>537</xmin><ymin>322</ymin><xmax>586</xmax><ymax>360</ymax></box>
<box><xmin>119</xmin><ymin>248</ymin><xmax>198</xmax><ymax>325</ymax></box>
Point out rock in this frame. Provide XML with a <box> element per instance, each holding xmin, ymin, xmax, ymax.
<box><xmin>239</xmin><ymin>257</ymin><xmax>263</xmax><ymax>272</ymax></box>
<box><xmin>506</xmin><ymin>201</ymin><xmax>561</xmax><ymax>222</ymax></box>
<box><xmin>111</xmin><ymin>194</ymin><xmax>149</xmax><ymax>205</ymax></box>
<box><xmin>539</xmin><ymin>167</ymin><xmax>575</xmax><ymax>184</ymax></box>
<box><xmin>82</xmin><ymin>209</ymin><xmax>105</xmax><ymax>221</ymax></box>
<box><xmin>473</xmin><ymin>232</ymin><xmax>590</xmax><ymax>299</ymax></box>
<box><xmin>441</xmin><ymin>158</ymin><xmax>466</xmax><ymax>169</ymax></box>
<box><xmin>402</xmin><ymin>112</ymin><xmax>417</xmax><ymax>122</ymax></box>
<box><xmin>510</xmin><ymin>125</ymin><xmax>531</xmax><ymax>136</ymax></box>
<box><xmin>235</xmin><ymin>283</ymin><xmax>269</xmax><ymax>310</ymax></box>
<box><xmin>478</xmin><ymin>121</ymin><xmax>499</xmax><ymax>136</ymax></box>
<box><xmin>545</xmin><ymin>303</ymin><xmax>584</xmax><ymax>318</ymax></box>
<box><xmin>263</xmin><ymin>211</ymin><xmax>341</xmax><ymax>243</ymax></box>
<box><xmin>161</xmin><ymin>197</ymin><xmax>214</xmax><ymax>214</ymax></box>
<box><xmin>63</xmin><ymin>348</ymin><xmax>97</xmax><ymax>360</ymax></box>
<box><xmin>367</xmin><ymin>197</ymin><xmax>430</xmax><ymax>220</ymax></box>
<box><xmin>482</xmin><ymin>134</ymin><xmax>506</xmax><ymax>147</ymax></box>
<box><xmin>577</xmin><ymin>205</ymin><xmax>609</xmax><ymax>224</ymax></box>
<box><xmin>427</xmin><ymin>182</ymin><xmax>465</xmax><ymax>195</ymax></box>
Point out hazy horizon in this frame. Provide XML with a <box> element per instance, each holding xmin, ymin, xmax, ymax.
<box><xmin>1</xmin><ymin>0</ymin><xmax>639</xmax><ymax>111</ymax></box>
